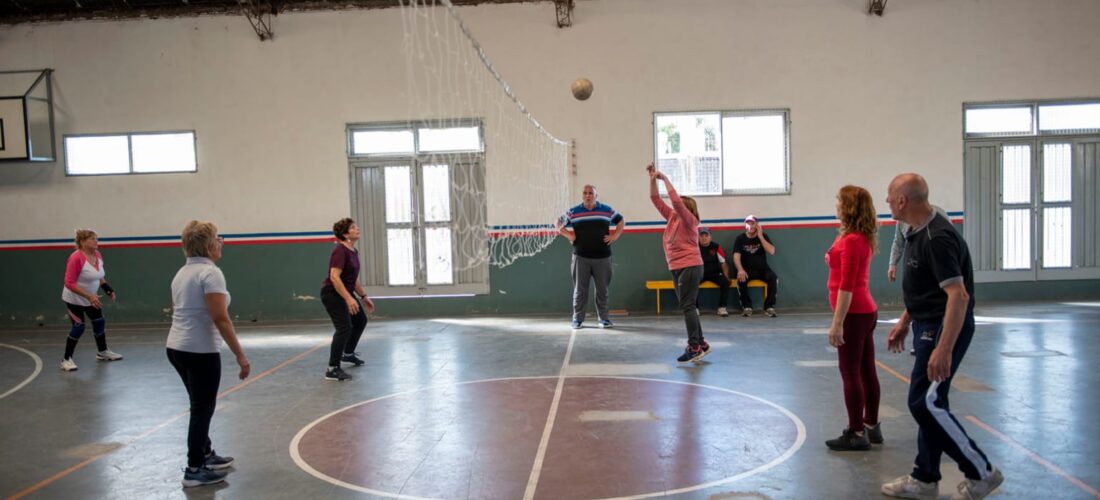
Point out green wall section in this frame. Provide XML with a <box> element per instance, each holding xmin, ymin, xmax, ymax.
<box><xmin>2</xmin><ymin>224</ymin><xmax>1098</xmax><ymax>327</ymax></box>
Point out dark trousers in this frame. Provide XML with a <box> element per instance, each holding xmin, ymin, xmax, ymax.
<box><xmin>321</xmin><ymin>285</ymin><xmax>368</xmax><ymax>367</ymax></box>
<box><xmin>908</xmin><ymin>315</ymin><xmax>993</xmax><ymax>482</ymax></box>
<box><xmin>64</xmin><ymin>302</ymin><xmax>108</xmax><ymax>355</ymax></box>
<box><xmin>737</xmin><ymin>268</ymin><xmax>778</xmax><ymax>309</ymax></box>
<box><xmin>167</xmin><ymin>348</ymin><xmax>221</xmax><ymax>468</ymax></box>
<box><xmin>837</xmin><ymin>311</ymin><xmax>880</xmax><ymax>431</ymax></box>
<box><xmin>699</xmin><ymin>272</ymin><xmax>731</xmax><ymax>309</ymax></box>
<box><xmin>671</xmin><ymin>265</ymin><xmax>704</xmax><ymax>346</ymax></box>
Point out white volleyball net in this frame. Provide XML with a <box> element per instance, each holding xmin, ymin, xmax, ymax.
<box><xmin>398</xmin><ymin>0</ymin><xmax>571</xmax><ymax>269</ymax></box>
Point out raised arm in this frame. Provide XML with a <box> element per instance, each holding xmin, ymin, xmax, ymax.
<box><xmin>647</xmin><ymin>163</ymin><xmax>673</xmax><ymax>220</ymax></box>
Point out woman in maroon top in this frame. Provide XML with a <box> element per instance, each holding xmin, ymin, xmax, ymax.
<box><xmin>321</xmin><ymin>218</ymin><xmax>374</xmax><ymax>381</ymax></box>
<box><xmin>825</xmin><ymin>185</ymin><xmax>881</xmax><ymax>451</ymax></box>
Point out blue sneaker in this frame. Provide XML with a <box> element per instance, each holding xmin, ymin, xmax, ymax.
<box><xmin>204</xmin><ymin>450</ymin><xmax>234</xmax><ymax>470</ymax></box>
<box><xmin>598</xmin><ymin>320</ymin><xmax>614</xmax><ymax>329</ymax></box>
<box><xmin>676</xmin><ymin>344</ymin><xmax>704</xmax><ymax>363</ymax></box>
<box><xmin>182</xmin><ymin>466</ymin><xmax>227</xmax><ymax>488</ymax></box>
<box><xmin>571</xmin><ymin>320</ymin><xmax>583</xmax><ymax>329</ymax></box>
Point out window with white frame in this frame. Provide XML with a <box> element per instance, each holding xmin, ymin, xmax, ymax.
<box><xmin>64</xmin><ymin>131</ymin><xmax>197</xmax><ymax>175</ymax></box>
<box><xmin>347</xmin><ymin>121</ymin><xmax>488</xmax><ymax>297</ymax></box>
<box><xmin>653</xmin><ymin>110</ymin><xmax>790</xmax><ymax>196</ymax></box>
<box><xmin>963</xmin><ymin>99</ymin><xmax>1100</xmax><ymax>282</ymax></box>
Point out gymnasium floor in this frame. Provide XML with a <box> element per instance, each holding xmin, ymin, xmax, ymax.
<box><xmin>1</xmin><ymin>301</ymin><xmax>1097</xmax><ymax>499</ymax></box>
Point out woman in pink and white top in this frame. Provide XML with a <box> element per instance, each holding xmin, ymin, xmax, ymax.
<box><xmin>824</xmin><ymin>185</ymin><xmax>881</xmax><ymax>451</ymax></box>
<box><xmin>647</xmin><ymin>163</ymin><xmax>710</xmax><ymax>363</ymax></box>
<box><xmin>60</xmin><ymin>229</ymin><xmax>122</xmax><ymax>371</ymax></box>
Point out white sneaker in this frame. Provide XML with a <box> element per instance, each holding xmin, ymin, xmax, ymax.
<box><xmin>96</xmin><ymin>349</ymin><xmax>123</xmax><ymax>361</ymax></box>
<box><xmin>881</xmin><ymin>474</ymin><xmax>938</xmax><ymax>500</ymax></box>
<box><xmin>952</xmin><ymin>467</ymin><xmax>1003</xmax><ymax>500</ymax></box>
<box><xmin>741</xmin><ymin>308</ymin><xmax>753</xmax><ymax>317</ymax></box>
<box><xmin>765</xmin><ymin>307</ymin><xmax>777</xmax><ymax>317</ymax></box>
<box><xmin>717</xmin><ymin>307</ymin><xmax>729</xmax><ymax>317</ymax></box>
<box><xmin>60</xmin><ymin>358</ymin><xmax>78</xmax><ymax>371</ymax></box>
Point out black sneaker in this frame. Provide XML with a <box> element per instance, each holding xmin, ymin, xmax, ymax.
<box><xmin>825</xmin><ymin>428</ymin><xmax>871</xmax><ymax>451</ymax></box>
<box><xmin>182</xmin><ymin>466</ymin><xmax>227</xmax><ymax>488</ymax></box>
<box><xmin>696</xmin><ymin>341</ymin><xmax>712</xmax><ymax>361</ymax></box>
<box><xmin>341</xmin><ymin>352</ymin><xmax>365</xmax><ymax>366</ymax></box>
<box><xmin>204</xmin><ymin>450</ymin><xmax>234</xmax><ymax>470</ymax></box>
<box><xmin>325</xmin><ymin>366</ymin><xmax>352</xmax><ymax>381</ymax></box>
<box><xmin>676</xmin><ymin>344</ymin><xmax>704</xmax><ymax>363</ymax></box>
<box><xmin>865</xmin><ymin>422</ymin><xmax>883</xmax><ymax>444</ymax></box>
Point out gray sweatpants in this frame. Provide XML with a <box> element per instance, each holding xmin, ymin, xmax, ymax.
<box><xmin>672</xmin><ymin>265</ymin><xmax>704</xmax><ymax>346</ymax></box>
<box><xmin>571</xmin><ymin>254</ymin><xmax>613</xmax><ymax>323</ymax></box>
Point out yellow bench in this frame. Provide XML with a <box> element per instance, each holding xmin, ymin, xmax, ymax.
<box><xmin>645</xmin><ymin>279</ymin><xmax>767</xmax><ymax>315</ymax></box>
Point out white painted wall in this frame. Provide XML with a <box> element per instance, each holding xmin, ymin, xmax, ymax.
<box><xmin>1</xmin><ymin>0</ymin><xmax>1098</xmax><ymax>238</ymax></box>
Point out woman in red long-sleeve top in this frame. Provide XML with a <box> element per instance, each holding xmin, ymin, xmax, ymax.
<box><xmin>825</xmin><ymin>185</ymin><xmax>881</xmax><ymax>451</ymax></box>
<box><xmin>647</xmin><ymin>163</ymin><xmax>710</xmax><ymax>363</ymax></box>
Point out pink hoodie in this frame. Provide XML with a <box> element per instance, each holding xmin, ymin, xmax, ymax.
<box><xmin>650</xmin><ymin>188</ymin><xmax>703</xmax><ymax>271</ymax></box>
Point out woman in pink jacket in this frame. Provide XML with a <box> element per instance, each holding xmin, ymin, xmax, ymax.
<box><xmin>647</xmin><ymin>163</ymin><xmax>709</xmax><ymax>363</ymax></box>
<box><xmin>60</xmin><ymin>229</ymin><xmax>122</xmax><ymax>371</ymax></box>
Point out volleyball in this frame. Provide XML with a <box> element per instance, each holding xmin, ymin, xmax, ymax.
<box><xmin>571</xmin><ymin>78</ymin><xmax>594</xmax><ymax>100</ymax></box>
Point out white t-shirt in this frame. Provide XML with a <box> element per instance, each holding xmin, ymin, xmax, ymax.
<box><xmin>61</xmin><ymin>250</ymin><xmax>105</xmax><ymax>306</ymax></box>
<box><xmin>166</xmin><ymin>257</ymin><xmax>230</xmax><ymax>353</ymax></box>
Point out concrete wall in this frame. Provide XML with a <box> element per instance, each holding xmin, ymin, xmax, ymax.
<box><xmin>2</xmin><ymin>0</ymin><xmax>1099</xmax><ymax>325</ymax></box>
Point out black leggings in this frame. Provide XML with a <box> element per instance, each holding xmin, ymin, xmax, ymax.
<box><xmin>64</xmin><ymin>302</ymin><xmax>107</xmax><ymax>356</ymax></box>
<box><xmin>321</xmin><ymin>285</ymin><xmax>368</xmax><ymax>367</ymax></box>
<box><xmin>167</xmin><ymin>348</ymin><xmax>221</xmax><ymax>468</ymax></box>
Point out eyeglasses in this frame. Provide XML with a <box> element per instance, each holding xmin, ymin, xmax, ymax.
<box><xmin>216</xmin><ymin>236</ymin><xmax>225</xmax><ymax>245</ymax></box>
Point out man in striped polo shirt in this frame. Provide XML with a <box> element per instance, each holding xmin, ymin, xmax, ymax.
<box><xmin>556</xmin><ymin>184</ymin><xmax>625</xmax><ymax>329</ymax></box>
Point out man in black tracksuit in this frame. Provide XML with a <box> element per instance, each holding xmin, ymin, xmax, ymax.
<box><xmin>698</xmin><ymin>227</ymin><xmax>733</xmax><ymax>316</ymax></box>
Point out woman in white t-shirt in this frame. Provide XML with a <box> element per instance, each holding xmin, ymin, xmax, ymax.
<box><xmin>166</xmin><ymin>221</ymin><xmax>251</xmax><ymax>488</ymax></box>
<box><xmin>60</xmin><ymin>229</ymin><xmax>122</xmax><ymax>372</ymax></box>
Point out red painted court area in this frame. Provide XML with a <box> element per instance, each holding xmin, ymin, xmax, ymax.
<box><xmin>293</xmin><ymin>376</ymin><xmax>802</xmax><ymax>499</ymax></box>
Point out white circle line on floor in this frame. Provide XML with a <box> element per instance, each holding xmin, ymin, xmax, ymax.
<box><xmin>0</xmin><ymin>343</ymin><xmax>43</xmax><ymax>400</ymax></box>
<box><xmin>289</xmin><ymin>375</ymin><xmax>807</xmax><ymax>500</ymax></box>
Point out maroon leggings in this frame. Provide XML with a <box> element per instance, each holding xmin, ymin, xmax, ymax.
<box><xmin>837</xmin><ymin>311</ymin><xmax>880</xmax><ymax>431</ymax></box>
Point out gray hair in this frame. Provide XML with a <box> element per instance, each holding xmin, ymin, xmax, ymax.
<box><xmin>181</xmin><ymin>220</ymin><xmax>219</xmax><ymax>258</ymax></box>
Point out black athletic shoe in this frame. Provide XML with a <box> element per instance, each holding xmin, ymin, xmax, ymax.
<box><xmin>341</xmin><ymin>353</ymin><xmax>365</xmax><ymax>366</ymax></box>
<box><xmin>865</xmin><ymin>422</ymin><xmax>884</xmax><ymax>444</ymax></box>
<box><xmin>676</xmin><ymin>344</ymin><xmax>704</xmax><ymax>363</ymax></box>
<box><xmin>826</xmin><ymin>428</ymin><xmax>871</xmax><ymax>451</ymax></box>
<box><xmin>325</xmin><ymin>366</ymin><xmax>352</xmax><ymax>381</ymax></box>
<box><xmin>204</xmin><ymin>450</ymin><xmax>234</xmax><ymax>470</ymax></box>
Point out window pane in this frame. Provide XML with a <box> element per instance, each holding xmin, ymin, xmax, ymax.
<box><xmin>1042</xmin><ymin>143</ymin><xmax>1072</xmax><ymax>202</ymax></box>
<box><xmin>65</xmin><ymin>135</ymin><xmax>129</xmax><ymax>175</ymax></box>
<box><xmin>655</xmin><ymin>113</ymin><xmax>721</xmax><ymax>195</ymax></box>
<box><xmin>132</xmin><ymin>133</ymin><xmax>196</xmax><ymax>173</ymax></box>
<box><xmin>1039</xmin><ymin>103</ymin><xmax>1100</xmax><ymax>131</ymax></box>
<box><xmin>384</xmin><ymin>166</ymin><xmax>412</xmax><ymax>224</ymax></box>
<box><xmin>965</xmin><ymin>107</ymin><xmax>1033</xmax><ymax>135</ymax></box>
<box><xmin>422</xmin><ymin>164</ymin><xmax>451</xmax><ymax>222</ymax></box>
<box><xmin>1001</xmin><ymin>145</ymin><xmax>1031</xmax><ymax>204</ymax></box>
<box><xmin>425</xmin><ymin>228</ymin><xmax>454</xmax><ymax>285</ymax></box>
<box><xmin>418</xmin><ymin>126</ymin><xmax>481</xmax><ymax>152</ymax></box>
<box><xmin>386</xmin><ymin>228</ymin><xmax>415</xmax><ymax>285</ymax></box>
<box><xmin>723</xmin><ymin>114</ymin><xmax>787</xmax><ymax>192</ymax></box>
<box><xmin>1002</xmin><ymin>209</ymin><xmax>1031</xmax><ymax>270</ymax></box>
<box><xmin>352</xmin><ymin>130</ymin><xmax>414</xmax><ymax>155</ymax></box>
<box><xmin>1042</xmin><ymin>207</ymin><xmax>1071</xmax><ymax>268</ymax></box>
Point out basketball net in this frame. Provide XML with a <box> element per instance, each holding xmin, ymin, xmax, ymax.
<box><xmin>399</xmin><ymin>0</ymin><xmax>571</xmax><ymax>269</ymax></box>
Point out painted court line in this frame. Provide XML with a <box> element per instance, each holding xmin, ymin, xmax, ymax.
<box><xmin>523</xmin><ymin>329</ymin><xmax>577</xmax><ymax>500</ymax></box>
<box><xmin>966</xmin><ymin>415</ymin><xmax>1100</xmax><ymax>499</ymax></box>
<box><xmin>875</xmin><ymin>360</ymin><xmax>910</xmax><ymax>384</ymax></box>
<box><xmin>7</xmin><ymin>342</ymin><xmax>325</xmax><ymax>500</ymax></box>
<box><xmin>0</xmin><ymin>344</ymin><xmax>43</xmax><ymax>401</ymax></box>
